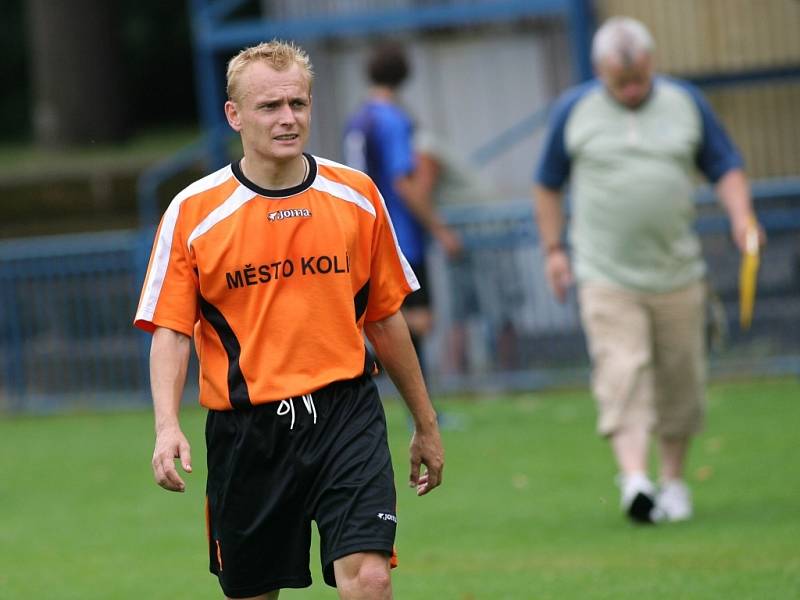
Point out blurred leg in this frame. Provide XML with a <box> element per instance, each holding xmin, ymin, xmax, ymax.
<box><xmin>659</xmin><ymin>434</ymin><xmax>690</xmax><ymax>481</ymax></box>
<box><xmin>579</xmin><ymin>283</ymin><xmax>658</xmax><ymax>522</ymax></box>
<box><xmin>650</xmin><ymin>281</ymin><xmax>706</xmax><ymax>479</ymax></box>
<box><xmin>611</xmin><ymin>426</ymin><xmax>650</xmax><ymax>475</ymax></box>
<box><xmin>648</xmin><ymin>282</ymin><xmax>705</xmax><ymax>522</ymax></box>
<box><xmin>578</xmin><ymin>283</ymin><xmax>655</xmax><ymax>447</ymax></box>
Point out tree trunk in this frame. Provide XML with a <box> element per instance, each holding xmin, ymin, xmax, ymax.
<box><xmin>27</xmin><ymin>0</ymin><xmax>128</xmax><ymax>147</ymax></box>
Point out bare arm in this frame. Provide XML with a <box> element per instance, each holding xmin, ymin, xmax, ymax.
<box><xmin>533</xmin><ymin>184</ymin><xmax>573</xmax><ymax>302</ymax></box>
<box><xmin>715</xmin><ymin>169</ymin><xmax>765</xmax><ymax>252</ymax></box>
<box><xmin>412</xmin><ymin>151</ymin><xmax>440</xmax><ymax>201</ymax></box>
<box><xmin>150</xmin><ymin>326</ymin><xmax>193</xmax><ymax>492</ymax></box>
<box><xmin>364</xmin><ymin>310</ymin><xmax>444</xmax><ymax>495</ymax></box>
<box><xmin>394</xmin><ymin>159</ymin><xmax>462</xmax><ymax>258</ymax></box>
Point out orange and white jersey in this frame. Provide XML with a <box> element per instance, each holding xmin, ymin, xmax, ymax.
<box><xmin>134</xmin><ymin>154</ymin><xmax>418</xmax><ymax>410</ymax></box>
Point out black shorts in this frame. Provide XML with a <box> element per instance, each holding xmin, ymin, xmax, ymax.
<box><xmin>205</xmin><ymin>375</ymin><xmax>397</xmax><ymax>597</ymax></box>
<box><xmin>404</xmin><ymin>262</ymin><xmax>430</xmax><ymax>309</ymax></box>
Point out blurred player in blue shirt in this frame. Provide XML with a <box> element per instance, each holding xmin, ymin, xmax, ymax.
<box><xmin>344</xmin><ymin>42</ymin><xmax>461</xmax><ymax>359</ymax></box>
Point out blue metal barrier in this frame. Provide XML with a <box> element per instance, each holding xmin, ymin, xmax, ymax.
<box><xmin>1</xmin><ymin>187</ymin><xmax>798</xmax><ymax>412</ymax></box>
<box><xmin>3</xmin><ymin>3</ymin><xmax>797</xmax><ymax>412</ymax></box>
<box><xmin>470</xmin><ymin>105</ymin><xmax>553</xmax><ymax>166</ymax></box>
<box><xmin>0</xmin><ymin>231</ymin><xmax>151</xmax><ymax>412</ymax></box>
<box><xmin>424</xmin><ymin>192</ymin><xmax>800</xmax><ymax>394</ymax></box>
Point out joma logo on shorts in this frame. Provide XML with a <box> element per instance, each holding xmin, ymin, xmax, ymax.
<box><xmin>376</xmin><ymin>513</ymin><xmax>397</xmax><ymax>523</ymax></box>
<box><xmin>268</xmin><ymin>208</ymin><xmax>311</xmax><ymax>222</ymax></box>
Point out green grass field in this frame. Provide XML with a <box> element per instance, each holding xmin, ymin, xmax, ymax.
<box><xmin>1</xmin><ymin>377</ymin><xmax>798</xmax><ymax>599</ymax></box>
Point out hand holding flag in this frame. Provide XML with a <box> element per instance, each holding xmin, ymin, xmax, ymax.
<box><xmin>738</xmin><ymin>219</ymin><xmax>760</xmax><ymax>330</ymax></box>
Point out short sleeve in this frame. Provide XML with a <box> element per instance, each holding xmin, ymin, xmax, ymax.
<box><xmin>374</xmin><ymin>111</ymin><xmax>415</xmax><ymax>182</ymax></box>
<box><xmin>534</xmin><ymin>82</ymin><xmax>595</xmax><ymax>190</ymax></box>
<box><xmin>363</xmin><ymin>185</ymin><xmax>418</xmax><ymax>322</ymax></box>
<box><xmin>134</xmin><ymin>207</ymin><xmax>199</xmax><ymax>336</ymax></box>
<box><xmin>676</xmin><ymin>80</ymin><xmax>744</xmax><ymax>182</ymax></box>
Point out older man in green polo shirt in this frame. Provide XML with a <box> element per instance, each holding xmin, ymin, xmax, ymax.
<box><xmin>533</xmin><ymin>16</ymin><xmax>763</xmax><ymax>524</ymax></box>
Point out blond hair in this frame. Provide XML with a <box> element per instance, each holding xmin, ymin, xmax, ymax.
<box><xmin>226</xmin><ymin>40</ymin><xmax>314</xmax><ymax>102</ymax></box>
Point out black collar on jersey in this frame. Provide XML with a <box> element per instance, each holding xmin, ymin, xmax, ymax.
<box><xmin>231</xmin><ymin>153</ymin><xmax>317</xmax><ymax>198</ymax></box>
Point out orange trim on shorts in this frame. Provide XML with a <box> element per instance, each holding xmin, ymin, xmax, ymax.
<box><xmin>390</xmin><ymin>500</ymin><xmax>398</xmax><ymax>568</ymax></box>
<box><xmin>216</xmin><ymin>539</ymin><xmax>224</xmax><ymax>572</ymax></box>
<box><xmin>206</xmin><ymin>496</ymin><xmax>224</xmax><ymax>572</ymax></box>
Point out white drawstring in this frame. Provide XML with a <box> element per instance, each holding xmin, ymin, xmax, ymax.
<box><xmin>301</xmin><ymin>394</ymin><xmax>317</xmax><ymax>424</ymax></box>
<box><xmin>277</xmin><ymin>399</ymin><xmax>295</xmax><ymax>429</ymax></box>
<box><xmin>277</xmin><ymin>393</ymin><xmax>317</xmax><ymax>430</ymax></box>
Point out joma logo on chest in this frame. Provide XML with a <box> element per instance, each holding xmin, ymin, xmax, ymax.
<box><xmin>268</xmin><ymin>208</ymin><xmax>311</xmax><ymax>222</ymax></box>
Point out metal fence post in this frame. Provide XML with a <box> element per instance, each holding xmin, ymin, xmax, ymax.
<box><xmin>1</xmin><ymin>263</ymin><xmax>26</xmax><ymax>409</ymax></box>
<box><xmin>190</xmin><ymin>0</ymin><xmax>230</xmax><ymax>170</ymax></box>
<box><xmin>567</xmin><ymin>0</ymin><xmax>595</xmax><ymax>82</ymax></box>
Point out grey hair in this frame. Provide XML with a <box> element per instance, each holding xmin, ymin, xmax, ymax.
<box><xmin>591</xmin><ymin>17</ymin><xmax>655</xmax><ymax>66</ymax></box>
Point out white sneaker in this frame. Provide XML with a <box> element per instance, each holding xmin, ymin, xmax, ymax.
<box><xmin>618</xmin><ymin>473</ymin><xmax>657</xmax><ymax>524</ymax></box>
<box><xmin>655</xmin><ymin>479</ymin><xmax>693</xmax><ymax>522</ymax></box>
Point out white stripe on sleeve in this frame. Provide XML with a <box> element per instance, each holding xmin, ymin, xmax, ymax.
<box><xmin>311</xmin><ymin>161</ymin><xmax>419</xmax><ymax>291</ymax></box>
<box><xmin>135</xmin><ymin>165</ymin><xmax>232</xmax><ymax>324</ymax></box>
<box><xmin>187</xmin><ymin>184</ymin><xmax>257</xmax><ymax>249</ymax></box>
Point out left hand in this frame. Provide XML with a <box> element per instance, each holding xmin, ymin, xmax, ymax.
<box><xmin>731</xmin><ymin>215</ymin><xmax>766</xmax><ymax>254</ymax></box>
<box><xmin>409</xmin><ymin>423</ymin><xmax>444</xmax><ymax>496</ymax></box>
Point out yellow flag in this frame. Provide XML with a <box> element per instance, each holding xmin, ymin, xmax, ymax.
<box><xmin>738</xmin><ymin>222</ymin><xmax>760</xmax><ymax>330</ymax></box>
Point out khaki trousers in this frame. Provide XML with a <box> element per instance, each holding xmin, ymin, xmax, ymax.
<box><xmin>578</xmin><ymin>280</ymin><xmax>707</xmax><ymax>438</ymax></box>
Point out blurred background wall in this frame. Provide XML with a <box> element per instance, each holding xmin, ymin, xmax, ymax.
<box><xmin>3</xmin><ymin>0</ymin><xmax>197</xmax><ymax>146</ymax></box>
<box><xmin>0</xmin><ymin>0</ymin><xmax>197</xmax><ymax>237</ymax></box>
<box><xmin>598</xmin><ymin>0</ymin><xmax>800</xmax><ymax>179</ymax></box>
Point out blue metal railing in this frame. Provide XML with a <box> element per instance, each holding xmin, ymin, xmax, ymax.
<box><xmin>201</xmin><ymin>1</ymin><xmax>571</xmax><ymax>48</ymax></box>
<box><xmin>687</xmin><ymin>65</ymin><xmax>800</xmax><ymax>90</ymax></box>
<box><xmin>1</xmin><ymin>187</ymin><xmax>798</xmax><ymax>412</ymax></box>
<box><xmin>470</xmin><ymin>105</ymin><xmax>553</xmax><ymax>166</ymax></box>
<box><xmin>0</xmin><ymin>230</ymin><xmax>151</xmax><ymax>411</ymax></box>
<box><xmin>6</xmin><ymin>1</ymin><xmax>796</xmax><ymax>411</ymax></box>
<box><xmin>428</xmin><ymin>192</ymin><xmax>800</xmax><ymax>391</ymax></box>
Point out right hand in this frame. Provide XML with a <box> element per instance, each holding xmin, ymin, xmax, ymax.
<box><xmin>544</xmin><ymin>248</ymin><xmax>573</xmax><ymax>303</ymax></box>
<box><xmin>152</xmin><ymin>426</ymin><xmax>192</xmax><ymax>492</ymax></box>
<box><xmin>409</xmin><ymin>421</ymin><xmax>444</xmax><ymax>496</ymax></box>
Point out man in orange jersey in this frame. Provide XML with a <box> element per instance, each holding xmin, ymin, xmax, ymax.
<box><xmin>134</xmin><ymin>40</ymin><xmax>443</xmax><ymax>600</ymax></box>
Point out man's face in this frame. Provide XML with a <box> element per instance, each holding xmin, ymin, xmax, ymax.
<box><xmin>597</xmin><ymin>52</ymin><xmax>653</xmax><ymax>109</ymax></box>
<box><xmin>225</xmin><ymin>61</ymin><xmax>312</xmax><ymax>164</ymax></box>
